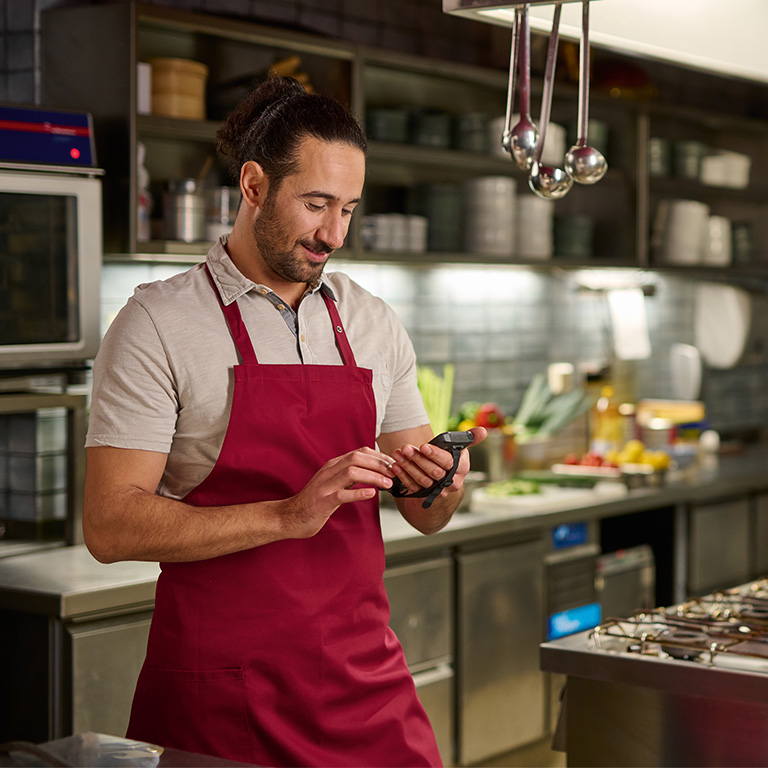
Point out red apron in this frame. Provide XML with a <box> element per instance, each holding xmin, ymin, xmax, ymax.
<box><xmin>126</xmin><ymin>270</ymin><xmax>441</xmax><ymax>768</ymax></box>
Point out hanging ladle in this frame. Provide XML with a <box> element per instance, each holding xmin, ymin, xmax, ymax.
<box><xmin>564</xmin><ymin>0</ymin><xmax>608</xmax><ymax>184</ymax></box>
<box><xmin>528</xmin><ymin>3</ymin><xmax>573</xmax><ymax>200</ymax></box>
<box><xmin>500</xmin><ymin>8</ymin><xmax>520</xmax><ymax>158</ymax></box>
<box><xmin>507</xmin><ymin>5</ymin><xmax>539</xmax><ymax>172</ymax></box>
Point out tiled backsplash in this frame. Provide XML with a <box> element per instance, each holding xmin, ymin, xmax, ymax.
<box><xmin>101</xmin><ymin>261</ymin><xmax>768</xmax><ymax>438</ymax></box>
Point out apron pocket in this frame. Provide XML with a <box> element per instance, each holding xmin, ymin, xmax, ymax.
<box><xmin>128</xmin><ymin>665</ymin><xmax>254</xmax><ymax>764</ymax></box>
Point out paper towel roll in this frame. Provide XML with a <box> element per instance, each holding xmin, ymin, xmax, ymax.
<box><xmin>607</xmin><ymin>288</ymin><xmax>651</xmax><ymax>360</ymax></box>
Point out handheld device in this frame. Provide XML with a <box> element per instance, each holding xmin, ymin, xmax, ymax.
<box><xmin>387</xmin><ymin>430</ymin><xmax>474</xmax><ymax>509</ymax></box>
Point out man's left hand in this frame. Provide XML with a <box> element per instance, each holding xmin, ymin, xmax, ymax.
<box><xmin>389</xmin><ymin>427</ymin><xmax>487</xmax><ymax>498</ymax></box>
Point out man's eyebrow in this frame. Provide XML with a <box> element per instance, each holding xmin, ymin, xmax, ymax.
<box><xmin>301</xmin><ymin>191</ymin><xmax>362</xmax><ymax>205</ymax></box>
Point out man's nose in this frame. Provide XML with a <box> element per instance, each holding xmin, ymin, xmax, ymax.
<box><xmin>318</xmin><ymin>211</ymin><xmax>348</xmax><ymax>250</ymax></box>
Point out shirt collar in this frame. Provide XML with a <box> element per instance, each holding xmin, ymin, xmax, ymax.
<box><xmin>205</xmin><ymin>236</ymin><xmax>336</xmax><ymax>305</ymax></box>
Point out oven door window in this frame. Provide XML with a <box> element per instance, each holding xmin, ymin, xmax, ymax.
<box><xmin>0</xmin><ymin>192</ymin><xmax>79</xmax><ymax>345</ymax></box>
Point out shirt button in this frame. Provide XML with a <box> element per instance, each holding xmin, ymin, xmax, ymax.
<box><xmin>259</xmin><ymin>287</ymin><xmax>268</xmax><ymax>295</ymax></box>
<box><xmin>300</xmin><ymin>334</ymin><xmax>306</xmax><ymax>342</ymax></box>
<box><xmin>277</xmin><ymin>303</ymin><xmax>285</xmax><ymax>311</ymax></box>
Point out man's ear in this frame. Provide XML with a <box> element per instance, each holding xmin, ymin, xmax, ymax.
<box><xmin>240</xmin><ymin>161</ymin><xmax>269</xmax><ymax>209</ymax></box>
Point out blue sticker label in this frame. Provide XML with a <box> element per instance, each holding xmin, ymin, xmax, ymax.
<box><xmin>548</xmin><ymin>603</ymin><xmax>602</xmax><ymax>640</ymax></box>
<box><xmin>552</xmin><ymin>522</ymin><xmax>588</xmax><ymax>549</ymax></box>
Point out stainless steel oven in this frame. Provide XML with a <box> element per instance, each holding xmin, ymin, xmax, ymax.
<box><xmin>0</xmin><ymin>104</ymin><xmax>102</xmax><ymax>370</ymax></box>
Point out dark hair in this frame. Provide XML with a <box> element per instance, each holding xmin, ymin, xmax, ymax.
<box><xmin>215</xmin><ymin>76</ymin><xmax>367</xmax><ymax>188</ymax></box>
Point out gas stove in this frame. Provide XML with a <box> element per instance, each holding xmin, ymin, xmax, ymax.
<box><xmin>541</xmin><ymin>579</ymin><xmax>768</xmax><ymax>767</ymax></box>
<box><xmin>590</xmin><ymin>579</ymin><xmax>768</xmax><ymax>674</ymax></box>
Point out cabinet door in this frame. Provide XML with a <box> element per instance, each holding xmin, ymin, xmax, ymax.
<box><xmin>384</xmin><ymin>556</ymin><xmax>453</xmax><ymax>667</ymax></box>
<box><xmin>413</xmin><ymin>663</ymin><xmax>455</xmax><ymax>768</ymax></box>
<box><xmin>457</xmin><ymin>538</ymin><xmax>546</xmax><ymax>765</ymax></box>
<box><xmin>385</xmin><ymin>557</ymin><xmax>455</xmax><ymax>766</ymax></box>
<box><xmin>688</xmin><ymin>497</ymin><xmax>750</xmax><ymax>594</ymax></box>
<box><xmin>66</xmin><ymin>611</ymin><xmax>153</xmax><ymax>737</ymax></box>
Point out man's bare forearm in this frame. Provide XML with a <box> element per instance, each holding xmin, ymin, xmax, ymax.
<box><xmin>84</xmin><ymin>484</ymin><xmax>290</xmax><ymax>563</ymax></box>
<box><xmin>395</xmin><ymin>485</ymin><xmax>465</xmax><ymax>535</ymax></box>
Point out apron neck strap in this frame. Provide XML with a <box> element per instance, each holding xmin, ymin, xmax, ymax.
<box><xmin>321</xmin><ymin>290</ymin><xmax>357</xmax><ymax>367</ymax></box>
<box><xmin>205</xmin><ymin>263</ymin><xmax>357</xmax><ymax>367</ymax></box>
<box><xmin>204</xmin><ymin>263</ymin><xmax>258</xmax><ymax>364</ymax></box>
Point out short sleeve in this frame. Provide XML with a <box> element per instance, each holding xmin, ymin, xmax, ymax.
<box><xmin>377</xmin><ymin>305</ymin><xmax>429</xmax><ymax>435</ymax></box>
<box><xmin>85</xmin><ymin>297</ymin><xmax>179</xmax><ymax>452</ymax></box>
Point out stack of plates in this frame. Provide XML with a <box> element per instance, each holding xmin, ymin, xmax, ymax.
<box><xmin>516</xmin><ymin>193</ymin><xmax>553</xmax><ymax>259</ymax></box>
<box><xmin>700</xmin><ymin>150</ymin><xmax>751</xmax><ymax>188</ymax></box>
<box><xmin>464</xmin><ymin>176</ymin><xmax>517</xmax><ymax>256</ymax></box>
<box><xmin>652</xmin><ymin>199</ymin><xmax>710</xmax><ymax>265</ymax></box>
<box><xmin>701</xmin><ymin>215</ymin><xmax>732</xmax><ymax>266</ymax></box>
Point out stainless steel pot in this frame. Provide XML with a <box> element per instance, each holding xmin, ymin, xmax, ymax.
<box><xmin>164</xmin><ymin>178</ymin><xmax>205</xmax><ymax>242</ymax></box>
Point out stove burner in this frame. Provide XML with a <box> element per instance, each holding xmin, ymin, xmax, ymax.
<box><xmin>589</xmin><ymin>579</ymin><xmax>768</xmax><ymax>672</ymax></box>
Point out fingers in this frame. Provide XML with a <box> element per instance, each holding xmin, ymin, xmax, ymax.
<box><xmin>468</xmin><ymin>426</ymin><xmax>488</xmax><ymax>446</ymax></box>
<box><xmin>327</xmin><ymin>446</ymin><xmax>396</xmax><ymax>491</ymax></box>
<box><xmin>390</xmin><ymin>442</ymin><xmax>449</xmax><ymax>494</ymax></box>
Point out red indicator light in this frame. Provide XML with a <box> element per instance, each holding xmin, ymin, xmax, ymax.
<box><xmin>70</xmin><ymin>148</ymin><xmax>80</xmax><ymax>159</ymax></box>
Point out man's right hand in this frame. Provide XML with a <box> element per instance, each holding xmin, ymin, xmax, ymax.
<box><xmin>279</xmin><ymin>446</ymin><xmax>396</xmax><ymax>539</ymax></box>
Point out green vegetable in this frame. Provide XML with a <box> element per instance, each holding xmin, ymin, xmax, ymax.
<box><xmin>458</xmin><ymin>400</ymin><xmax>483</xmax><ymax>422</ymax></box>
<box><xmin>537</xmin><ymin>388</ymin><xmax>592</xmax><ymax>436</ymax></box>
<box><xmin>484</xmin><ymin>478</ymin><xmax>542</xmax><ymax>497</ymax></box>
<box><xmin>512</xmin><ymin>374</ymin><xmax>551</xmax><ymax>430</ymax></box>
<box><xmin>417</xmin><ymin>364</ymin><xmax>455</xmax><ymax>435</ymax></box>
<box><xmin>512</xmin><ymin>374</ymin><xmax>591</xmax><ymax>441</ymax></box>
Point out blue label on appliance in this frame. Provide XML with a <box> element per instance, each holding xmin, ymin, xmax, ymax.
<box><xmin>552</xmin><ymin>522</ymin><xmax>588</xmax><ymax>549</ymax></box>
<box><xmin>548</xmin><ymin>603</ymin><xmax>602</xmax><ymax>640</ymax></box>
<box><xmin>0</xmin><ymin>105</ymin><xmax>95</xmax><ymax>166</ymax></box>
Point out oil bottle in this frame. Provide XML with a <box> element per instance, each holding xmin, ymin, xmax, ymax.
<box><xmin>590</xmin><ymin>385</ymin><xmax>623</xmax><ymax>456</ymax></box>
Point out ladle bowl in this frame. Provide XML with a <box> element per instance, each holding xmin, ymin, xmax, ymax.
<box><xmin>529</xmin><ymin>160</ymin><xmax>574</xmax><ymax>200</ymax></box>
<box><xmin>527</xmin><ymin>3</ymin><xmax>569</xmax><ymax>200</ymax></box>
<box><xmin>507</xmin><ymin>5</ymin><xmax>539</xmax><ymax>171</ymax></box>
<box><xmin>565</xmin><ymin>0</ymin><xmax>608</xmax><ymax>186</ymax></box>
<box><xmin>508</xmin><ymin>121</ymin><xmax>539</xmax><ymax>170</ymax></box>
<box><xmin>564</xmin><ymin>142</ymin><xmax>608</xmax><ymax>184</ymax></box>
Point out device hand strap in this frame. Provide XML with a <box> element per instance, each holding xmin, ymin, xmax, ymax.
<box><xmin>388</xmin><ymin>446</ymin><xmax>464</xmax><ymax>509</ymax></box>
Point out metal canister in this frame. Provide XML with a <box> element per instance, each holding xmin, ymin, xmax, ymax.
<box><xmin>163</xmin><ymin>178</ymin><xmax>205</xmax><ymax>242</ymax></box>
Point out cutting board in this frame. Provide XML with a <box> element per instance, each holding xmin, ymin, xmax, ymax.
<box><xmin>470</xmin><ymin>485</ymin><xmax>604</xmax><ymax>516</ymax></box>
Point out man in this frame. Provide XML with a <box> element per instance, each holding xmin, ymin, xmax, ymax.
<box><xmin>83</xmin><ymin>76</ymin><xmax>485</xmax><ymax>767</ymax></box>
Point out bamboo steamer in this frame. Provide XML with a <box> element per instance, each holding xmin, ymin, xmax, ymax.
<box><xmin>148</xmin><ymin>58</ymin><xmax>209</xmax><ymax>120</ymax></box>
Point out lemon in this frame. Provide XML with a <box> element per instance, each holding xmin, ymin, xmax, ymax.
<box><xmin>647</xmin><ymin>450</ymin><xmax>671</xmax><ymax>471</ymax></box>
<box><xmin>458</xmin><ymin>419</ymin><xmax>476</xmax><ymax>431</ymax></box>
<box><xmin>622</xmin><ymin>439</ymin><xmax>646</xmax><ymax>463</ymax></box>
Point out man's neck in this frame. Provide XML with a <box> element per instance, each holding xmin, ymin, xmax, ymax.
<box><xmin>226</xmin><ymin>239</ymin><xmax>309</xmax><ymax>310</ymax></box>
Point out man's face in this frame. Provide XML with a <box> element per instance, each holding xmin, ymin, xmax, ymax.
<box><xmin>252</xmin><ymin>136</ymin><xmax>365</xmax><ymax>286</ymax></box>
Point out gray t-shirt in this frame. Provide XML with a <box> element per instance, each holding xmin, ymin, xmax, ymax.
<box><xmin>86</xmin><ymin>239</ymin><xmax>428</xmax><ymax>499</ymax></box>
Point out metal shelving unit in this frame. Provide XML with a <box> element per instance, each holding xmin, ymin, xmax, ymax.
<box><xmin>40</xmin><ymin>2</ymin><xmax>768</xmax><ymax>276</ymax></box>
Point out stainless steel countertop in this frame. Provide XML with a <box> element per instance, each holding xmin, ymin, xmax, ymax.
<box><xmin>382</xmin><ymin>449</ymin><xmax>768</xmax><ymax>557</ymax></box>
<box><xmin>0</xmin><ymin>545</ymin><xmax>158</xmax><ymax>618</ymax></box>
<box><xmin>2</xmin><ymin>448</ymin><xmax>767</xmax><ymax>618</ymax></box>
